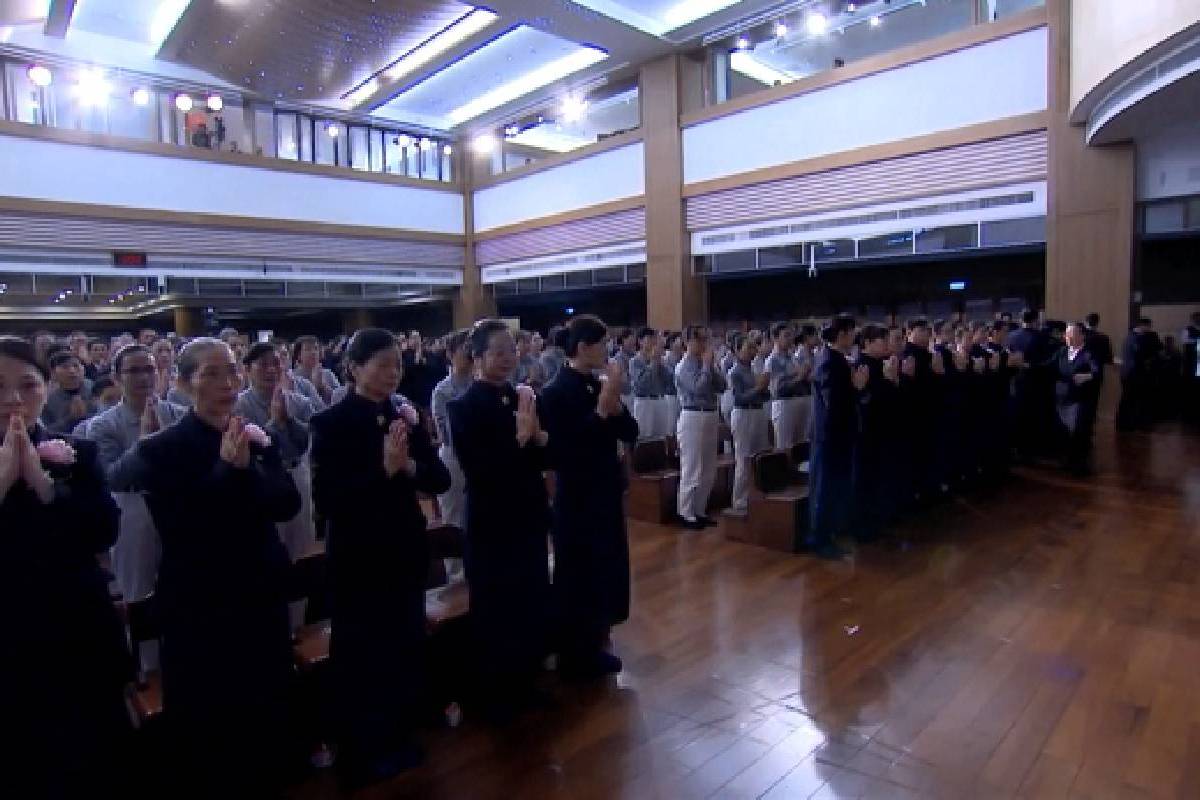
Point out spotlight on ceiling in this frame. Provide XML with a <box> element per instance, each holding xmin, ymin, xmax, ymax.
<box><xmin>174</xmin><ymin>93</ymin><xmax>193</xmax><ymax>112</ymax></box>
<box><xmin>132</xmin><ymin>87</ymin><xmax>151</xmax><ymax>106</ymax></box>
<box><xmin>27</xmin><ymin>65</ymin><xmax>52</xmax><ymax>87</ymax></box>
<box><xmin>806</xmin><ymin>12</ymin><xmax>828</xmax><ymax>36</ymax></box>
<box><xmin>847</xmin><ymin>2</ymin><xmax>857</xmax><ymax>11</ymax></box>
<box><xmin>206</xmin><ymin>95</ymin><xmax>223</xmax><ymax>112</ymax></box>
<box><xmin>560</xmin><ymin>96</ymin><xmax>589</xmax><ymax>124</ymax></box>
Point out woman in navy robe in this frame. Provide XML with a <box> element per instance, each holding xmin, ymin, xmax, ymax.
<box><xmin>448</xmin><ymin>320</ymin><xmax>552</xmax><ymax>718</ymax></box>
<box><xmin>132</xmin><ymin>337</ymin><xmax>301</xmax><ymax>796</ymax></box>
<box><xmin>1</xmin><ymin>337</ymin><xmax>129</xmax><ymax>798</ymax></box>
<box><xmin>539</xmin><ymin>316</ymin><xmax>638</xmax><ymax>678</ymax></box>
<box><xmin>309</xmin><ymin>328</ymin><xmax>450</xmax><ymax>787</ymax></box>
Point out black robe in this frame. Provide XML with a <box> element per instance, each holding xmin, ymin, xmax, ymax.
<box><xmin>309</xmin><ymin>392</ymin><xmax>450</xmax><ymax>763</ymax></box>
<box><xmin>853</xmin><ymin>355</ymin><xmax>900</xmax><ymax>538</ymax></box>
<box><xmin>1054</xmin><ymin>347</ymin><xmax>1101</xmax><ymax>472</ymax></box>
<box><xmin>900</xmin><ymin>343</ymin><xmax>938</xmax><ymax>500</ymax></box>
<box><xmin>448</xmin><ymin>381</ymin><xmax>551</xmax><ymax>693</ymax></box>
<box><xmin>134</xmin><ymin>411</ymin><xmax>300</xmax><ymax>789</ymax></box>
<box><xmin>809</xmin><ymin>347</ymin><xmax>856</xmax><ymax>548</ymax></box>
<box><xmin>3</xmin><ymin>428</ymin><xmax>129</xmax><ymax>797</ymax></box>
<box><xmin>539</xmin><ymin>366</ymin><xmax>639</xmax><ymax>654</ymax></box>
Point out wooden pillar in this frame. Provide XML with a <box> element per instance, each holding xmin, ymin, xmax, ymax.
<box><xmin>341</xmin><ymin>308</ymin><xmax>373</xmax><ymax>334</ymax></box>
<box><xmin>454</xmin><ymin>151</ymin><xmax>496</xmax><ymax>329</ymax></box>
<box><xmin>172</xmin><ymin>306</ymin><xmax>201</xmax><ymax>337</ymax></box>
<box><xmin>1044</xmin><ymin>0</ymin><xmax>1136</xmax><ymax>337</ymax></box>
<box><xmin>641</xmin><ymin>55</ymin><xmax>705</xmax><ymax>332</ymax></box>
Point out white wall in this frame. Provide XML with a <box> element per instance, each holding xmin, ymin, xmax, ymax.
<box><xmin>682</xmin><ymin>27</ymin><xmax>1049</xmax><ymax>185</ymax></box>
<box><xmin>472</xmin><ymin>142</ymin><xmax>645</xmax><ymax>232</ymax></box>
<box><xmin>0</xmin><ymin>133</ymin><xmax>464</xmax><ymax>234</ymax></box>
<box><xmin>1137</xmin><ymin>119</ymin><xmax>1200</xmax><ymax>201</ymax></box>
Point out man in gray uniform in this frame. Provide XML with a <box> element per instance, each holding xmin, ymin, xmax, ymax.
<box><xmin>726</xmin><ymin>333</ymin><xmax>771</xmax><ymax>516</ymax></box>
<box><xmin>431</xmin><ymin>329</ymin><xmax>473</xmax><ymax>531</ymax></box>
<box><xmin>675</xmin><ymin>325</ymin><xmax>726</xmax><ymax>530</ymax></box>
<box><xmin>630</xmin><ymin>327</ymin><xmax>671</xmax><ymax>439</ymax></box>
<box><xmin>540</xmin><ymin>325</ymin><xmax>568</xmax><ymax>387</ymax></box>
<box><xmin>610</xmin><ymin>328</ymin><xmax>638</xmax><ymax>410</ymax></box>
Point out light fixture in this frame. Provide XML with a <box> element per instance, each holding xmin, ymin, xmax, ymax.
<box><xmin>396</xmin><ymin>134</ymin><xmax>412</xmax><ymax>147</ymax></box>
<box><xmin>149</xmin><ymin>0</ymin><xmax>192</xmax><ymax>50</ymax></box>
<box><xmin>132</xmin><ymin>87</ymin><xmax>151</xmax><ymax>106</ymax></box>
<box><xmin>446</xmin><ymin>46</ymin><xmax>607</xmax><ymax>125</ymax></box>
<box><xmin>73</xmin><ymin>69</ymin><xmax>112</xmax><ymax>107</ymax></box>
<box><xmin>419</xmin><ymin>138</ymin><xmax>433</xmax><ymax>150</ymax></box>
<box><xmin>870</xmin><ymin>15</ymin><xmax>882</xmax><ymax>27</ymax></box>
<box><xmin>847</xmin><ymin>2</ymin><xmax>857</xmax><ymax>11</ymax></box>
<box><xmin>504</xmin><ymin>125</ymin><xmax>520</xmax><ymax>137</ymax></box>
<box><xmin>735</xmin><ymin>36</ymin><xmax>751</xmax><ymax>50</ymax></box>
<box><xmin>325</xmin><ymin>123</ymin><xmax>340</xmax><ymax>138</ymax></box>
<box><xmin>774</xmin><ymin>22</ymin><xmax>788</xmax><ymax>37</ymax></box>
<box><xmin>174</xmin><ymin>93</ymin><xmax>193</xmax><ymax>112</ymax></box>
<box><xmin>560</xmin><ymin>96</ymin><xmax>589</xmax><ymax>124</ymax></box>
<box><xmin>382</xmin><ymin>8</ymin><xmax>499</xmax><ymax>84</ymax></box>
<box><xmin>805</xmin><ymin>12</ymin><xmax>828</xmax><ymax>36</ymax></box>
<box><xmin>206</xmin><ymin>94</ymin><xmax>223</xmax><ymax>111</ymax></box>
<box><xmin>660</xmin><ymin>0</ymin><xmax>743</xmax><ymax>32</ymax></box>
<box><xmin>730</xmin><ymin>51</ymin><xmax>795</xmax><ymax>86</ymax></box>
<box><xmin>346</xmin><ymin>78</ymin><xmax>379</xmax><ymax>105</ymax></box>
<box><xmin>27</xmin><ymin>65</ymin><xmax>52</xmax><ymax>87</ymax></box>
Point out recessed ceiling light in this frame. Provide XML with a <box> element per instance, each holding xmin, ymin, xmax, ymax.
<box><xmin>132</xmin><ymin>87</ymin><xmax>151</xmax><ymax>106</ymax></box>
<box><xmin>174</xmin><ymin>93</ymin><xmax>193</xmax><ymax>112</ymax></box>
<box><xmin>396</xmin><ymin>134</ymin><xmax>412</xmax><ymax>147</ymax></box>
<box><xmin>206</xmin><ymin>95</ymin><xmax>223</xmax><ymax>111</ymax></box>
<box><xmin>383</xmin><ymin>9</ymin><xmax>499</xmax><ymax>85</ymax></box>
<box><xmin>446</xmin><ymin>47</ymin><xmax>607</xmax><ymax>125</ymax></box>
<box><xmin>419</xmin><ymin>138</ymin><xmax>433</xmax><ymax>150</ymax></box>
<box><xmin>27</xmin><ymin>65</ymin><xmax>52</xmax><ymax>87</ymax></box>
<box><xmin>806</xmin><ymin>12</ymin><xmax>828</xmax><ymax>36</ymax></box>
<box><xmin>847</xmin><ymin>2</ymin><xmax>857</xmax><ymax>11</ymax></box>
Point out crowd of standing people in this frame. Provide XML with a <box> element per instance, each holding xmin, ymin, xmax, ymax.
<box><xmin>3</xmin><ymin>307</ymin><xmax>1196</xmax><ymax>797</ymax></box>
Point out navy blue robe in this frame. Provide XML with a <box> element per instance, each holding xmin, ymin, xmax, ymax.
<box><xmin>809</xmin><ymin>347</ymin><xmax>857</xmax><ymax>549</ymax></box>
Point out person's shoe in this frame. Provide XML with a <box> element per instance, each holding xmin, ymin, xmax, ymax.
<box><xmin>697</xmin><ymin>515</ymin><xmax>718</xmax><ymax>527</ymax></box>
<box><xmin>680</xmin><ymin>518</ymin><xmax>706</xmax><ymax>531</ymax></box>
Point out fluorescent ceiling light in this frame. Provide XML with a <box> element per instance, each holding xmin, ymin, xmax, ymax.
<box><xmin>384</xmin><ymin>8</ymin><xmax>498</xmax><ymax>84</ymax></box>
<box><xmin>446</xmin><ymin>47</ymin><xmax>607</xmax><ymax>126</ymax></box>
<box><xmin>149</xmin><ymin>0</ymin><xmax>192</xmax><ymax>50</ymax></box>
<box><xmin>347</xmin><ymin>78</ymin><xmax>379</xmax><ymax>105</ymax></box>
<box><xmin>560</xmin><ymin>96</ymin><xmax>589</xmax><ymax>123</ymax></box>
<box><xmin>730</xmin><ymin>51</ymin><xmax>794</xmax><ymax>86</ymax></box>
<box><xmin>805</xmin><ymin>12</ymin><xmax>828</xmax><ymax>36</ymax></box>
<box><xmin>662</xmin><ymin>0</ymin><xmax>742</xmax><ymax>30</ymax></box>
<box><xmin>568</xmin><ymin>0</ymin><xmax>742</xmax><ymax>37</ymax></box>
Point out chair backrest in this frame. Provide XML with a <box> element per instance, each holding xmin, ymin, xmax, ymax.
<box><xmin>754</xmin><ymin>451</ymin><xmax>792</xmax><ymax>494</ymax></box>
<box><xmin>632</xmin><ymin>437</ymin><xmax>669</xmax><ymax>473</ymax></box>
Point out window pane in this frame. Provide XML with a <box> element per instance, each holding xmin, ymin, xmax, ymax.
<box><xmin>369</xmin><ymin>129</ymin><xmax>384</xmax><ymax>172</ymax></box>
<box><xmin>916</xmin><ymin>224</ymin><xmax>979</xmax><ymax>253</ymax></box>
<box><xmin>348</xmin><ymin>126</ymin><xmax>369</xmax><ymax>170</ymax></box>
<box><xmin>276</xmin><ymin>113</ymin><xmax>299</xmax><ymax>160</ymax></box>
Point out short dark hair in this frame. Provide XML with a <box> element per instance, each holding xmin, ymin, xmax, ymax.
<box><xmin>1085</xmin><ymin>313</ymin><xmax>1100</xmax><ymax>327</ymax></box>
<box><xmin>637</xmin><ymin>326</ymin><xmax>657</xmax><ymax>342</ymax></box>
<box><xmin>684</xmin><ymin>324</ymin><xmax>708</xmax><ymax>342</ymax></box>
<box><xmin>514</xmin><ymin>329</ymin><xmax>532</xmax><ymax>344</ymax></box>
<box><xmin>731</xmin><ymin>332</ymin><xmax>752</xmax><ymax>352</ymax></box>
<box><xmin>243</xmin><ymin>342</ymin><xmax>277</xmax><ymax>366</ymax></box>
<box><xmin>291</xmin><ymin>335</ymin><xmax>320</xmax><ymax>365</ymax></box>
<box><xmin>0</xmin><ymin>336</ymin><xmax>49</xmax><ymax>380</ymax></box>
<box><xmin>906</xmin><ymin>318</ymin><xmax>930</xmax><ymax>332</ymax></box>
<box><xmin>49</xmin><ymin>350</ymin><xmax>82</xmax><ymax>370</ymax></box>
<box><xmin>798</xmin><ymin>323</ymin><xmax>817</xmax><ymax>338</ymax></box>
<box><xmin>822</xmin><ymin>315</ymin><xmax>857</xmax><ymax>343</ymax></box>
<box><xmin>566</xmin><ymin>315</ymin><xmax>608</xmax><ymax>357</ymax></box>
<box><xmin>549</xmin><ymin>325</ymin><xmax>570</xmax><ymax>350</ymax></box>
<box><xmin>468</xmin><ymin>319</ymin><xmax>510</xmax><ymax>360</ymax></box>
<box><xmin>445</xmin><ymin>328</ymin><xmax>470</xmax><ymax>355</ymax></box>
<box><xmin>861</xmin><ymin>324</ymin><xmax>888</xmax><ymax>344</ymax></box>
<box><xmin>1021</xmin><ymin>310</ymin><xmax>1038</xmax><ymax>325</ymax></box>
<box><xmin>771</xmin><ymin>321</ymin><xmax>792</xmax><ymax>339</ymax></box>
<box><xmin>112</xmin><ymin>344</ymin><xmax>150</xmax><ymax>374</ymax></box>
<box><xmin>346</xmin><ymin>328</ymin><xmax>400</xmax><ymax>367</ymax></box>
<box><xmin>932</xmin><ymin>319</ymin><xmax>947</xmax><ymax>335</ymax></box>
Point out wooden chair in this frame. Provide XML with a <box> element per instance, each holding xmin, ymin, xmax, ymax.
<box><xmin>627</xmin><ymin>438</ymin><xmax>680</xmax><ymax>524</ymax></box>
<box><xmin>744</xmin><ymin>451</ymin><xmax>808</xmax><ymax>552</ymax></box>
<box><xmin>124</xmin><ymin>594</ymin><xmax>163</xmax><ymax>728</ymax></box>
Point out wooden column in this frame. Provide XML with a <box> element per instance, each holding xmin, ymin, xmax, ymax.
<box><xmin>1045</xmin><ymin>0</ymin><xmax>1136</xmax><ymax>337</ymax></box>
<box><xmin>172</xmin><ymin>306</ymin><xmax>201</xmax><ymax>337</ymax></box>
<box><xmin>641</xmin><ymin>55</ymin><xmax>705</xmax><ymax>332</ymax></box>
<box><xmin>454</xmin><ymin>151</ymin><xmax>496</xmax><ymax>329</ymax></box>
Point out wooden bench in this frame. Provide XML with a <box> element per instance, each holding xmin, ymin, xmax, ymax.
<box><xmin>627</xmin><ymin>438</ymin><xmax>680</xmax><ymax>524</ymax></box>
<box><xmin>740</xmin><ymin>451</ymin><xmax>809</xmax><ymax>552</ymax></box>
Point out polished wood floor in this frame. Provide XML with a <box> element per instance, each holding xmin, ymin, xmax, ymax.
<box><xmin>295</xmin><ymin>426</ymin><xmax>1200</xmax><ymax>799</ymax></box>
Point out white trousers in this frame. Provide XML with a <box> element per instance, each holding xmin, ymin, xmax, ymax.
<box><xmin>720</xmin><ymin>389</ymin><xmax>735</xmax><ymax>423</ymax></box>
<box><xmin>664</xmin><ymin>395</ymin><xmax>681</xmax><ymax>437</ymax></box>
<box><xmin>110</xmin><ymin>492</ymin><xmax>160</xmax><ymax>603</ymax></box>
<box><xmin>632</xmin><ymin>396</ymin><xmax>670</xmax><ymax>440</ymax></box>
<box><xmin>771</xmin><ymin>396</ymin><xmax>812</xmax><ymax>450</ymax></box>
<box><xmin>730</xmin><ymin>407</ymin><xmax>770</xmax><ymax>512</ymax></box>
<box><xmin>677</xmin><ymin>410</ymin><xmax>720</xmax><ymax>522</ymax></box>
<box><xmin>278</xmin><ymin>459</ymin><xmax>316</xmax><ymax>631</ymax></box>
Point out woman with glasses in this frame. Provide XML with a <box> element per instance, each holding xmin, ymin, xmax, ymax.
<box><xmin>1</xmin><ymin>336</ymin><xmax>130</xmax><ymax>797</ymax></box>
<box><xmin>130</xmin><ymin>337</ymin><xmax>302</xmax><ymax>795</ymax></box>
<box><xmin>448</xmin><ymin>319</ymin><xmax>553</xmax><ymax>720</ymax></box>
<box><xmin>309</xmin><ymin>328</ymin><xmax>450</xmax><ymax>787</ymax></box>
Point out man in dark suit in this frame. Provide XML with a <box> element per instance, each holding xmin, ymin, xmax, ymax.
<box><xmin>1117</xmin><ymin>318</ymin><xmax>1163</xmax><ymax>431</ymax></box>
<box><xmin>1083</xmin><ymin>313</ymin><xmax>1114</xmax><ymax>380</ymax></box>
<box><xmin>1006</xmin><ymin>310</ymin><xmax>1055</xmax><ymax>459</ymax></box>
<box><xmin>1055</xmin><ymin>323</ymin><xmax>1101</xmax><ymax>475</ymax></box>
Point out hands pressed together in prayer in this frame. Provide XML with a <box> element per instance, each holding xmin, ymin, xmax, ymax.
<box><xmin>0</xmin><ymin>413</ymin><xmax>54</xmax><ymax>503</ymax></box>
<box><xmin>598</xmin><ymin>361</ymin><xmax>624</xmax><ymax>418</ymax></box>
<box><xmin>515</xmin><ymin>387</ymin><xmax>547</xmax><ymax>447</ymax></box>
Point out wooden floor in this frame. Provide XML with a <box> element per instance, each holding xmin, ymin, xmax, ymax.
<box><xmin>295</xmin><ymin>426</ymin><xmax>1200</xmax><ymax>799</ymax></box>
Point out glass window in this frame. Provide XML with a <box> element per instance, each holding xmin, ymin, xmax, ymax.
<box><xmin>299</xmin><ymin>115</ymin><xmax>314</xmax><ymax>162</ymax></box>
<box><xmin>986</xmin><ymin>0</ymin><xmax>1045</xmax><ymax>21</ymax></box>
<box><xmin>916</xmin><ymin>224</ymin><xmax>979</xmax><ymax>253</ymax></box>
<box><xmin>859</xmin><ymin>231</ymin><xmax>915</xmax><ymax>258</ymax></box>
<box><xmin>276</xmin><ymin>112</ymin><xmax>299</xmax><ymax>160</ymax></box>
<box><xmin>348</xmin><ymin>126</ymin><xmax>369</xmax><ymax>171</ymax></box>
<box><xmin>5</xmin><ymin>63</ymin><xmax>49</xmax><ymax>125</ymax></box>
<box><xmin>384</xmin><ymin>133</ymin><xmax>406</xmax><ymax>174</ymax></box>
<box><xmin>107</xmin><ymin>87</ymin><xmax>159</xmax><ymax>141</ymax></box>
<box><xmin>368</xmin><ymin>129</ymin><xmax>384</xmax><ymax>173</ymax></box>
<box><xmin>712</xmin><ymin>250</ymin><xmax>757</xmax><ymax>273</ymax></box>
<box><xmin>314</xmin><ymin>120</ymin><xmax>346</xmax><ymax>166</ymax></box>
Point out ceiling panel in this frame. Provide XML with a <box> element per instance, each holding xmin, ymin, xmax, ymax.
<box><xmin>374</xmin><ymin>25</ymin><xmax>607</xmax><ymax>129</ymax></box>
<box><xmin>566</xmin><ymin>0</ymin><xmax>745</xmax><ymax>37</ymax></box>
<box><xmin>159</xmin><ymin>0</ymin><xmax>473</xmax><ymax>102</ymax></box>
<box><xmin>70</xmin><ymin>0</ymin><xmax>167</xmax><ymax>43</ymax></box>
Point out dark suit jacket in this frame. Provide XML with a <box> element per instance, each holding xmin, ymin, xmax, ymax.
<box><xmin>1055</xmin><ymin>347</ymin><xmax>1101</xmax><ymax>410</ymax></box>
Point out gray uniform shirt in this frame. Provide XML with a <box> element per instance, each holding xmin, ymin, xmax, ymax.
<box><xmin>611</xmin><ymin>350</ymin><xmax>635</xmax><ymax>396</ymax></box>
<box><xmin>728</xmin><ymin>361</ymin><xmax>770</xmax><ymax>408</ymax></box>
<box><xmin>86</xmin><ymin>399</ymin><xmax>187</xmax><ymax>491</ymax></box>
<box><xmin>675</xmin><ymin>355</ymin><xmax>727</xmax><ymax>410</ymax></box>
<box><xmin>234</xmin><ymin>387</ymin><xmax>317</xmax><ymax>465</ymax></box>
<box><xmin>41</xmin><ymin>387</ymin><xmax>97</xmax><ymax>435</ymax></box>
<box><xmin>431</xmin><ymin>372</ymin><xmax>473</xmax><ymax>448</ymax></box>
<box><xmin>540</xmin><ymin>348</ymin><xmax>566</xmax><ymax>386</ymax></box>
<box><xmin>764</xmin><ymin>350</ymin><xmax>808</xmax><ymax>400</ymax></box>
<box><xmin>629</xmin><ymin>353</ymin><xmax>672</xmax><ymax>397</ymax></box>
